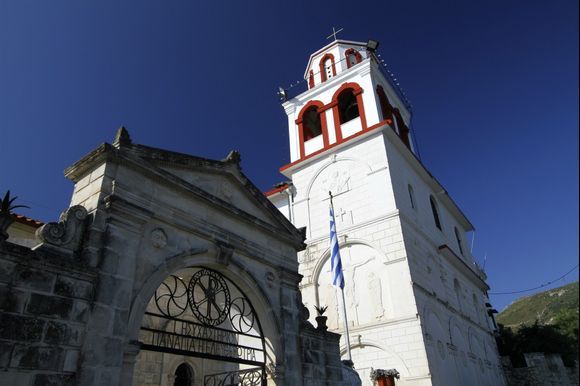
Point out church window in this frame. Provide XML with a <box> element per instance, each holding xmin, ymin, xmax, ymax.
<box><xmin>174</xmin><ymin>363</ymin><xmax>193</xmax><ymax>386</ymax></box>
<box><xmin>394</xmin><ymin>109</ymin><xmax>412</xmax><ymax>149</ymax></box>
<box><xmin>454</xmin><ymin>279</ymin><xmax>463</xmax><ymax>312</ymax></box>
<box><xmin>338</xmin><ymin>89</ymin><xmax>360</xmax><ymax>124</ymax></box>
<box><xmin>345</xmin><ymin>48</ymin><xmax>362</xmax><ymax>68</ymax></box>
<box><xmin>376</xmin><ymin>85</ymin><xmax>394</xmax><ymax>127</ymax></box>
<box><xmin>472</xmin><ymin>293</ymin><xmax>481</xmax><ymax>324</ymax></box>
<box><xmin>296</xmin><ymin>101</ymin><xmax>328</xmax><ymax>158</ymax></box>
<box><xmin>454</xmin><ymin>227</ymin><xmax>464</xmax><ymax>256</ymax></box>
<box><xmin>302</xmin><ymin>106</ymin><xmax>322</xmax><ymax>140</ymax></box>
<box><xmin>408</xmin><ymin>184</ymin><xmax>416</xmax><ymax>209</ymax></box>
<box><xmin>319</xmin><ymin>53</ymin><xmax>336</xmax><ymax>82</ymax></box>
<box><xmin>430</xmin><ymin>195</ymin><xmax>442</xmax><ymax>230</ymax></box>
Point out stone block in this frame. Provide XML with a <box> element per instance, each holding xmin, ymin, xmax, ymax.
<box><xmin>112</xmin><ymin>309</ymin><xmax>128</xmax><ymax>336</ymax></box>
<box><xmin>54</xmin><ymin>276</ymin><xmax>94</xmax><ymax>300</ymax></box>
<box><xmin>63</xmin><ymin>349</ymin><xmax>79</xmax><ymax>372</ymax></box>
<box><xmin>88</xmin><ymin>304</ymin><xmax>113</xmax><ymax>332</ymax></box>
<box><xmin>44</xmin><ymin>321</ymin><xmax>83</xmax><ymax>346</ymax></box>
<box><xmin>103</xmin><ymin>337</ymin><xmax>123</xmax><ymax>367</ymax></box>
<box><xmin>33</xmin><ymin>373</ymin><xmax>75</xmax><ymax>386</ymax></box>
<box><xmin>10</xmin><ymin>345</ymin><xmax>61</xmax><ymax>370</ymax></box>
<box><xmin>0</xmin><ymin>259</ymin><xmax>16</xmax><ymax>283</ymax></box>
<box><xmin>13</xmin><ymin>266</ymin><xmax>55</xmax><ymax>292</ymax></box>
<box><xmin>0</xmin><ymin>314</ymin><xmax>45</xmax><ymax>342</ymax></box>
<box><xmin>96</xmin><ymin>275</ymin><xmax>131</xmax><ymax>308</ymax></box>
<box><xmin>71</xmin><ymin>300</ymin><xmax>90</xmax><ymax>323</ymax></box>
<box><xmin>0</xmin><ymin>341</ymin><xmax>13</xmax><ymax>367</ymax></box>
<box><xmin>0</xmin><ymin>285</ymin><xmax>28</xmax><ymax>313</ymax></box>
<box><xmin>26</xmin><ymin>293</ymin><xmax>73</xmax><ymax>319</ymax></box>
<box><xmin>0</xmin><ymin>371</ymin><xmax>33</xmax><ymax>386</ymax></box>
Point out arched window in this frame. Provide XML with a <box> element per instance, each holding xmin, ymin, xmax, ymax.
<box><xmin>174</xmin><ymin>363</ymin><xmax>193</xmax><ymax>386</ymax></box>
<box><xmin>430</xmin><ymin>195</ymin><xmax>442</xmax><ymax>230</ymax></box>
<box><xmin>296</xmin><ymin>101</ymin><xmax>328</xmax><ymax>158</ymax></box>
<box><xmin>338</xmin><ymin>89</ymin><xmax>360</xmax><ymax>124</ymax></box>
<box><xmin>331</xmin><ymin>83</ymin><xmax>367</xmax><ymax>141</ymax></box>
<box><xmin>454</xmin><ymin>279</ymin><xmax>463</xmax><ymax>312</ymax></box>
<box><xmin>472</xmin><ymin>293</ymin><xmax>481</xmax><ymax>324</ymax></box>
<box><xmin>393</xmin><ymin>109</ymin><xmax>411</xmax><ymax>149</ymax></box>
<box><xmin>302</xmin><ymin>106</ymin><xmax>322</xmax><ymax>140</ymax></box>
<box><xmin>454</xmin><ymin>227</ymin><xmax>464</xmax><ymax>256</ymax></box>
<box><xmin>308</xmin><ymin>70</ymin><xmax>315</xmax><ymax>89</ymax></box>
<box><xmin>408</xmin><ymin>184</ymin><xmax>416</xmax><ymax>209</ymax></box>
<box><xmin>319</xmin><ymin>53</ymin><xmax>336</xmax><ymax>82</ymax></box>
<box><xmin>345</xmin><ymin>48</ymin><xmax>362</xmax><ymax>68</ymax></box>
<box><xmin>376</xmin><ymin>85</ymin><xmax>394</xmax><ymax>127</ymax></box>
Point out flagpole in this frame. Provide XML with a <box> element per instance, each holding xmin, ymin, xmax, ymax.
<box><xmin>329</xmin><ymin>191</ymin><xmax>353</xmax><ymax>363</ymax></box>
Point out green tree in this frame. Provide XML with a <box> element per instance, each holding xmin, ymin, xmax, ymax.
<box><xmin>496</xmin><ymin>321</ymin><xmax>578</xmax><ymax>367</ymax></box>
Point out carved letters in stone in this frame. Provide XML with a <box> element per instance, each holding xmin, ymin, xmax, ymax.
<box><xmin>35</xmin><ymin>205</ymin><xmax>88</xmax><ymax>256</ymax></box>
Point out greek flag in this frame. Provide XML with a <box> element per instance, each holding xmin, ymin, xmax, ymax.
<box><xmin>329</xmin><ymin>206</ymin><xmax>345</xmax><ymax>289</ymax></box>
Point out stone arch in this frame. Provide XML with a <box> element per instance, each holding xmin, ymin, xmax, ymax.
<box><xmin>311</xmin><ymin>238</ymin><xmax>385</xmax><ymax>284</ymax></box>
<box><xmin>422</xmin><ymin>304</ymin><xmax>462</xmax><ymax>385</ymax></box>
<box><xmin>340</xmin><ymin>340</ymin><xmax>411</xmax><ymax>378</ymax></box>
<box><xmin>422</xmin><ymin>303</ymin><xmax>446</xmax><ymax>339</ymax></box>
<box><xmin>449</xmin><ymin>316</ymin><xmax>466</xmax><ymax>347</ymax></box>
<box><xmin>468</xmin><ymin>327</ymin><xmax>486</xmax><ymax>359</ymax></box>
<box><xmin>312</xmin><ymin>240</ymin><xmax>392</xmax><ymax>329</ymax></box>
<box><xmin>303</xmin><ymin>157</ymin><xmax>374</xmax><ymax>239</ymax></box>
<box><xmin>167</xmin><ymin>358</ymin><xmax>199</xmax><ymax>386</ymax></box>
<box><xmin>122</xmin><ymin>248</ymin><xmax>282</xmax><ymax>385</ymax></box>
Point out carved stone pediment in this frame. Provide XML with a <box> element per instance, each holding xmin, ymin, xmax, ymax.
<box><xmin>34</xmin><ymin>205</ymin><xmax>88</xmax><ymax>257</ymax></box>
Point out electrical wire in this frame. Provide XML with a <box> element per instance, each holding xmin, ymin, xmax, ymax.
<box><xmin>489</xmin><ymin>264</ymin><xmax>579</xmax><ymax>295</ymax></box>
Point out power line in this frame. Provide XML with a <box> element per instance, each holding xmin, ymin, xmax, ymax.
<box><xmin>489</xmin><ymin>263</ymin><xmax>579</xmax><ymax>295</ymax></box>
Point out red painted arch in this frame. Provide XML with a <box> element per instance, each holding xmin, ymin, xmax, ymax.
<box><xmin>345</xmin><ymin>48</ymin><xmax>362</xmax><ymax>69</ymax></box>
<box><xmin>295</xmin><ymin>100</ymin><xmax>329</xmax><ymax>158</ymax></box>
<box><xmin>331</xmin><ymin>82</ymin><xmax>367</xmax><ymax>141</ymax></box>
<box><xmin>319</xmin><ymin>53</ymin><xmax>337</xmax><ymax>83</ymax></box>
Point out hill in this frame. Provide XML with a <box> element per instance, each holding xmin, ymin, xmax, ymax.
<box><xmin>497</xmin><ymin>281</ymin><xmax>579</xmax><ymax>330</ymax></box>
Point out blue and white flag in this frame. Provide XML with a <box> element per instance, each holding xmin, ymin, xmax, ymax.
<box><xmin>329</xmin><ymin>206</ymin><xmax>345</xmax><ymax>289</ymax></box>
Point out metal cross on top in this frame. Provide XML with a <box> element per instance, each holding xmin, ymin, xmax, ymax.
<box><xmin>326</xmin><ymin>26</ymin><xmax>344</xmax><ymax>41</ymax></box>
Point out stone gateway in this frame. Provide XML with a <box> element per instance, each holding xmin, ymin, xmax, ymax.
<box><xmin>0</xmin><ymin>129</ymin><xmax>356</xmax><ymax>386</ymax></box>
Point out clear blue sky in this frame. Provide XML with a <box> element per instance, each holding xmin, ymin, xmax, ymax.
<box><xmin>1</xmin><ymin>1</ymin><xmax>578</xmax><ymax>311</ymax></box>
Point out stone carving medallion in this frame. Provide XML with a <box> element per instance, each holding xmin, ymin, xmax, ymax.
<box><xmin>150</xmin><ymin>228</ymin><xmax>167</xmax><ymax>249</ymax></box>
<box><xmin>322</xmin><ymin>170</ymin><xmax>350</xmax><ymax>196</ymax></box>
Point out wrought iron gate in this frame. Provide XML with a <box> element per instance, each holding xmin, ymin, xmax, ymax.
<box><xmin>139</xmin><ymin>267</ymin><xmax>266</xmax><ymax>385</ymax></box>
<box><xmin>204</xmin><ymin>367</ymin><xmax>265</xmax><ymax>386</ymax></box>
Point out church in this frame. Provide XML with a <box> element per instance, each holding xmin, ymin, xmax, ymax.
<box><xmin>0</xmin><ymin>36</ymin><xmax>506</xmax><ymax>386</ymax></box>
<box><xmin>265</xmin><ymin>37</ymin><xmax>506</xmax><ymax>385</ymax></box>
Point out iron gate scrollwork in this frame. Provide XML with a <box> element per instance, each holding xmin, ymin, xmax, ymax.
<box><xmin>139</xmin><ymin>267</ymin><xmax>266</xmax><ymax>385</ymax></box>
<box><xmin>204</xmin><ymin>367</ymin><xmax>264</xmax><ymax>386</ymax></box>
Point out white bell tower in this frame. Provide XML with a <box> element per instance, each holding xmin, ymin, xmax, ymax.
<box><xmin>267</xmin><ymin>37</ymin><xmax>506</xmax><ymax>386</ymax></box>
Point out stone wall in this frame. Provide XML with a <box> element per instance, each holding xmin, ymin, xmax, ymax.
<box><xmin>502</xmin><ymin>353</ymin><xmax>579</xmax><ymax>386</ymax></box>
<box><xmin>300</xmin><ymin>322</ymin><xmax>346</xmax><ymax>386</ymax></box>
<box><xmin>0</xmin><ymin>241</ymin><xmax>96</xmax><ymax>386</ymax></box>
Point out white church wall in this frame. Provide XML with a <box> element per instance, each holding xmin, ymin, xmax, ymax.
<box><xmin>382</xmin><ymin>135</ymin><xmax>475</xmax><ymax>266</ymax></box>
<box><xmin>288</xmin><ymin>132</ymin><xmax>397</xmax><ymax>240</ymax></box>
<box><xmin>271</xmin><ymin>38</ymin><xmax>506</xmax><ymax>386</ymax></box>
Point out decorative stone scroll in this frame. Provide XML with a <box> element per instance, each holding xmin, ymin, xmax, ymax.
<box><xmin>34</xmin><ymin>205</ymin><xmax>88</xmax><ymax>256</ymax></box>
